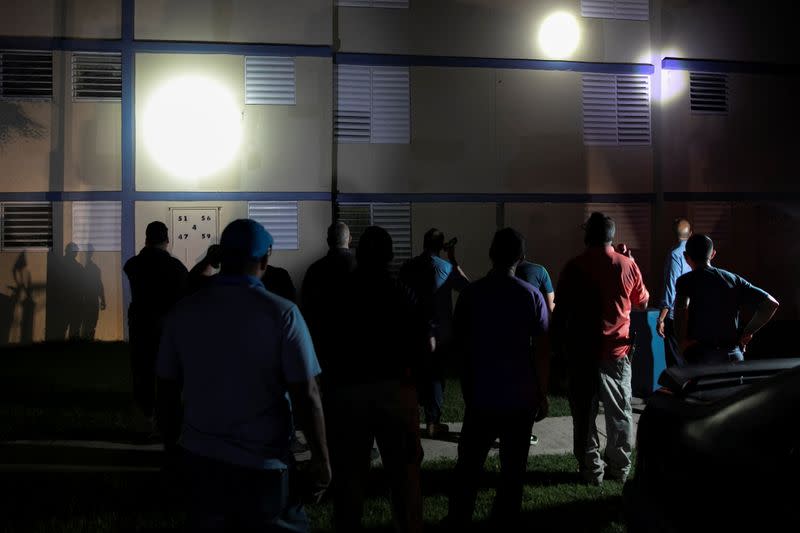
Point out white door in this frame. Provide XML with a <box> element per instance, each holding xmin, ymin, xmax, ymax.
<box><xmin>170</xmin><ymin>207</ymin><xmax>220</xmax><ymax>269</ymax></box>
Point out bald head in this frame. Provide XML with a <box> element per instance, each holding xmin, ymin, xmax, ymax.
<box><xmin>328</xmin><ymin>222</ymin><xmax>351</xmax><ymax>249</ymax></box>
<box><xmin>673</xmin><ymin>217</ymin><xmax>692</xmax><ymax>241</ymax></box>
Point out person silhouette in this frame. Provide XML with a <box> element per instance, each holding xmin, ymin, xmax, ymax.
<box><xmin>82</xmin><ymin>245</ymin><xmax>106</xmax><ymax>340</ymax></box>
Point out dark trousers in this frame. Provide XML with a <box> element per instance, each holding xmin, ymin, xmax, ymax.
<box><xmin>181</xmin><ymin>450</ymin><xmax>309</xmax><ymax>532</ymax></box>
<box><xmin>129</xmin><ymin>325</ymin><xmax>160</xmax><ymax>417</ymax></box>
<box><xmin>663</xmin><ymin>318</ymin><xmax>684</xmax><ymax>368</ymax></box>
<box><xmin>419</xmin><ymin>346</ymin><xmax>447</xmax><ymax>425</ymax></box>
<box><xmin>327</xmin><ymin>380</ymin><xmax>423</xmax><ymax>533</ymax></box>
<box><xmin>448</xmin><ymin>407</ymin><xmax>536</xmax><ymax>529</ymax></box>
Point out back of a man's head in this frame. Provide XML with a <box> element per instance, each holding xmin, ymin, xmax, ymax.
<box><xmin>357</xmin><ymin>226</ymin><xmax>394</xmax><ymax>270</ymax></box>
<box><xmin>327</xmin><ymin>222</ymin><xmax>350</xmax><ymax>249</ymax></box>
<box><xmin>219</xmin><ymin>219</ymin><xmax>273</xmax><ymax>275</ymax></box>
<box><xmin>489</xmin><ymin>228</ymin><xmax>526</xmax><ymax>270</ymax></box>
<box><xmin>145</xmin><ymin>221</ymin><xmax>169</xmax><ymax>247</ymax></box>
<box><xmin>423</xmin><ymin>228</ymin><xmax>445</xmax><ymax>254</ymax></box>
<box><xmin>673</xmin><ymin>217</ymin><xmax>692</xmax><ymax>240</ymax></box>
<box><xmin>584</xmin><ymin>212</ymin><xmax>615</xmax><ymax>246</ymax></box>
<box><xmin>685</xmin><ymin>233</ymin><xmax>714</xmax><ymax>264</ymax></box>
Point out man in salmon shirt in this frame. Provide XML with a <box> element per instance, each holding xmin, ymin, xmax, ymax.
<box><xmin>553</xmin><ymin>212</ymin><xmax>649</xmax><ymax>485</ymax></box>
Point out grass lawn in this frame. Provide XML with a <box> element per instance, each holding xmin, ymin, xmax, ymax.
<box><xmin>0</xmin><ymin>455</ymin><xmax>627</xmax><ymax>532</ymax></box>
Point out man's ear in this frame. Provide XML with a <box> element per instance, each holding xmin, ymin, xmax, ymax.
<box><xmin>710</xmin><ymin>249</ymin><xmax>717</xmax><ymax>261</ymax></box>
<box><xmin>259</xmin><ymin>254</ymin><xmax>269</xmax><ymax>270</ymax></box>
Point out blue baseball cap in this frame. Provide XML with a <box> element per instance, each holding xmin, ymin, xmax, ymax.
<box><xmin>220</xmin><ymin>219</ymin><xmax>273</xmax><ymax>260</ymax></box>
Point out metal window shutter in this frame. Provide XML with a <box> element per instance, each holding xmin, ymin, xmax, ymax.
<box><xmin>585</xmin><ymin>203</ymin><xmax>652</xmax><ymax>278</ymax></box>
<box><xmin>72</xmin><ymin>201</ymin><xmax>122</xmax><ymax>251</ymax></box>
<box><xmin>72</xmin><ymin>52</ymin><xmax>121</xmax><ymax>101</ymax></box>
<box><xmin>583</xmin><ymin>74</ymin><xmax>618</xmax><ymax>145</ymax></box>
<box><xmin>337</xmin><ymin>203</ymin><xmax>372</xmax><ymax>249</ymax></box>
<box><xmin>248</xmin><ymin>201</ymin><xmax>299</xmax><ymax>250</ymax></box>
<box><xmin>616</xmin><ymin>75</ymin><xmax>651</xmax><ymax>145</ymax></box>
<box><xmin>371</xmin><ymin>203</ymin><xmax>412</xmax><ymax>272</ymax></box>
<box><xmin>690</xmin><ymin>72</ymin><xmax>728</xmax><ymax>114</ymax></box>
<box><xmin>371</xmin><ymin>66</ymin><xmax>410</xmax><ymax>144</ymax></box>
<box><xmin>336</xmin><ymin>0</ymin><xmax>409</xmax><ymax>7</ymax></box>
<box><xmin>0</xmin><ymin>202</ymin><xmax>53</xmax><ymax>250</ymax></box>
<box><xmin>0</xmin><ymin>50</ymin><xmax>53</xmax><ymax>101</ymax></box>
<box><xmin>335</xmin><ymin>65</ymin><xmax>371</xmax><ymax>143</ymax></box>
<box><xmin>581</xmin><ymin>0</ymin><xmax>649</xmax><ymax>21</ymax></box>
<box><xmin>245</xmin><ymin>56</ymin><xmax>296</xmax><ymax>105</ymax></box>
<box><xmin>689</xmin><ymin>202</ymin><xmax>732</xmax><ymax>251</ymax></box>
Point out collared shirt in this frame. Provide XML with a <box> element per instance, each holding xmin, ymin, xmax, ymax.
<box><xmin>516</xmin><ymin>261</ymin><xmax>554</xmax><ymax>294</ymax></box>
<box><xmin>554</xmin><ymin>245</ymin><xmax>649</xmax><ymax>360</ymax></box>
<box><xmin>659</xmin><ymin>240</ymin><xmax>690</xmax><ymax>319</ymax></box>
<box><xmin>156</xmin><ymin>274</ymin><xmax>321</xmax><ymax>470</ymax></box>
<box><xmin>675</xmin><ymin>266</ymin><xmax>770</xmax><ymax>348</ymax></box>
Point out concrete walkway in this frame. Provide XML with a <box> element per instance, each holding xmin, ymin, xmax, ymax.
<box><xmin>0</xmin><ymin>413</ymin><xmax>640</xmax><ymax>471</ymax></box>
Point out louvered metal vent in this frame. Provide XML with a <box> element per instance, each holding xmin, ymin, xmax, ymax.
<box><xmin>337</xmin><ymin>204</ymin><xmax>371</xmax><ymax>248</ymax></box>
<box><xmin>0</xmin><ymin>202</ymin><xmax>53</xmax><ymax>250</ymax></box>
<box><xmin>0</xmin><ymin>50</ymin><xmax>53</xmax><ymax>101</ymax></box>
<box><xmin>335</xmin><ymin>65</ymin><xmax>410</xmax><ymax>144</ymax></box>
<box><xmin>72</xmin><ymin>52</ymin><xmax>121</xmax><ymax>101</ymax></box>
<box><xmin>690</xmin><ymin>73</ymin><xmax>728</xmax><ymax>114</ymax></box>
<box><xmin>336</xmin><ymin>0</ymin><xmax>409</xmax><ymax>7</ymax></box>
<box><xmin>72</xmin><ymin>201</ymin><xmax>122</xmax><ymax>251</ymax></box>
<box><xmin>338</xmin><ymin>202</ymin><xmax>412</xmax><ymax>272</ymax></box>
<box><xmin>585</xmin><ymin>203</ymin><xmax>652</xmax><ymax>278</ymax></box>
<box><xmin>245</xmin><ymin>56</ymin><xmax>296</xmax><ymax>105</ymax></box>
<box><xmin>583</xmin><ymin>74</ymin><xmax>650</xmax><ymax>145</ymax></box>
<box><xmin>689</xmin><ymin>202</ymin><xmax>732</xmax><ymax>251</ymax></box>
<box><xmin>581</xmin><ymin>0</ymin><xmax>649</xmax><ymax>21</ymax></box>
<box><xmin>248</xmin><ymin>201</ymin><xmax>299</xmax><ymax>250</ymax></box>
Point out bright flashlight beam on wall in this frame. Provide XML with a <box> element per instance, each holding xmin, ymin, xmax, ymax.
<box><xmin>538</xmin><ymin>12</ymin><xmax>581</xmax><ymax>60</ymax></box>
<box><xmin>143</xmin><ymin>76</ymin><xmax>242</xmax><ymax>180</ymax></box>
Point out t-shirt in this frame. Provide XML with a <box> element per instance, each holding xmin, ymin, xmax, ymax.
<box><xmin>261</xmin><ymin>265</ymin><xmax>297</xmax><ymax>303</ymax></box>
<box><xmin>454</xmin><ymin>272</ymin><xmax>549</xmax><ymax>410</ymax></box>
<box><xmin>123</xmin><ymin>247</ymin><xmax>188</xmax><ymax>330</ymax></box>
<box><xmin>156</xmin><ymin>275</ymin><xmax>321</xmax><ymax>470</ymax></box>
<box><xmin>516</xmin><ymin>261</ymin><xmax>554</xmax><ymax>294</ymax></box>
<box><xmin>554</xmin><ymin>246</ymin><xmax>649</xmax><ymax>360</ymax></box>
<box><xmin>675</xmin><ymin>266</ymin><xmax>770</xmax><ymax>348</ymax></box>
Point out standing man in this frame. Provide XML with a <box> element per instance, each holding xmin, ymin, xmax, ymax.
<box><xmin>301</xmin><ymin>222</ymin><xmax>356</xmax><ymax>375</ymax></box>
<box><xmin>657</xmin><ymin>217</ymin><xmax>692</xmax><ymax>367</ymax></box>
<box><xmin>674</xmin><ymin>234</ymin><xmax>779</xmax><ymax>365</ymax></box>
<box><xmin>516</xmin><ymin>258</ymin><xmax>555</xmax><ymax>312</ymax></box>
<box><xmin>553</xmin><ymin>212</ymin><xmax>649</xmax><ymax>486</ymax></box>
<box><xmin>327</xmin><ymin>226</ymin><xmax>426</xmax><ymax>533</ymax></box>
<box><xmin>400</xmin><ymin>228</ymin><xmax>469</xmax><ymax>438</ymax></box>
<box><xmin>262</xmin><ymin>262</ymin><xmax>297</xmax><ymax>303</ymax></box>
<box><xmin>157</xmin><ymin>219</ymin><xmax>330</xmax><ymax>531</ymax></box>
<box><xmin>447</xmin><ymin>228</ymin><xmax>550</xmax><ymax>530</ymax></box>
<box><xmin>124</xmin><ymin>222</ymin><xmax>187</xmax><ymax>420</ymax></box>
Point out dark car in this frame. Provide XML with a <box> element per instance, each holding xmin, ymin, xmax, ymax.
<box><xmin>625</xmin><ymin>359</ymin><xmax>800</xmax><ymax>533</ymax></box>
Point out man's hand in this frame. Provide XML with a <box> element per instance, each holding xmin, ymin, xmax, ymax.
<box><xmin>428</xmin><ymin>336</ymin><xmax>437</xmax><ymax>354</ymax></box>
<box><xmin>615</xmin><ymin>243</ymin><xmax>633</xmax><ymax>260</ymax></box>
<box><xmin>656</xmin><ymin>320</ymin><xmax>665</xmax><ymax>338</ymax></box>
<box><xmin>100</xmin><ymin>301</ymin><xmax>107</xmax><ymax>311</ymax></box>
<box><xmin>535</xmin><ymin>396</ymin><xmax>550</xmax><ymax>422</ymax></box>
<box><xmin>309</xmin><ymin>457</ymin><xmax>332</xmax><ymax>503</ymax></box>
<box><xmin>740</xmin><ymin>332</ymin><xmax>754</xmax><ymax>352</ymax></box>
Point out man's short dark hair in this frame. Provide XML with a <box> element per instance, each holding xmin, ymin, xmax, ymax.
<box><xmin>584</xmin><ymin>212</ymin><xmax>615</xmax><ymax>246</ymax></box>
<box><xmin>145</xmin><ymin>221</ymin><xmax>169</xmax><ymax>246</ymax></box>
<box><xmin>685</xmin><ymin>234</ymin><xmax>714</xmax><ymax>263</ymax></box>
<box><xmin>489</xmin><ymin>228</ymin><xmax>526</xmax><ymax>270</ymax></box>
<box><xmin>357</xmin><ymin>226</ymin><xmax>394</xmax><ymax>268</ymax></box>
<box><xmin>327</xmin><ymin>222</ymin><xmax>350</xmax><ymax>248</ymax></box>
<box><xmin>423</xmin><ymin>228</ymin><xmax>445</xmax><ymax>253</ymax></box>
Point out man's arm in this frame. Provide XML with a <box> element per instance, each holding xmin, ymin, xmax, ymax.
<box><xmin>630</xmin><ymin>263</ymin><xmax>650</xmax><ymax>311</ymax></box>
<box><xmin>446</xmin><ymin>245</ymin><xmax>470</xmax><ymax>290</ymax></box>
<box><xmin>740</xmin><ymin>294</ymin><xmax>780</xmax><ymax>349</ymax></box>
<box><xmin>287</xmin><ymin>378</ymin><xmax>331</xmax><ymax>497</ymax></box>
<box><xmin>532</xmin><ymin>291</ymin><xmax>551</xmax><ymax>420</ymax></box>
<box><xmin>673</xmin><ymin>280</ymin><xmax>691</xmax><ymax>351</ymax></box>
<box><xmin>544</xmin><ymin>292</ymin><xmax>555</xmax><ymax>313</ymax></box>
<box><xmin>657</xmin><ymin>256</ymin><xmax>680</xmax><ymax>337</ymax></box>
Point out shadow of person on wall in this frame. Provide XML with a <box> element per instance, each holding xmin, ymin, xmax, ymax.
<box><xmin>0</xmin><ymin>101</ymin><xmax>45</xmax><ymax>147</ymax></box>
<box><xmin>4</xmin><ymin>253</ymin><xmax>45</xmax><ymax>345</ymax></box>
<box><xmin>61</xmin><ymin>243</ymin><xmax>87</xmax><ymax>340</ymax></box>
<box><xmin>81</xmin><ymin>244</ymin><xmax>106</xmax><ymax>340</ymax></box>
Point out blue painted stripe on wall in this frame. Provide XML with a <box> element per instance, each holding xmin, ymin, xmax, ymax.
<box><xmin>335</xmin><ymin>53</ymin><xmax>655</xmax><ymax>74</ymax></box>
<box><xmin>662</xmin><ymin>57</ymin><xmax>800</xmax><ymax>75</ymax></box>
<box><xmin>132</xmin><ymin>191</ymin><xmax>333</xmax><ymax>201</ymax></box>
<box><xmin>337</xmin><ymin>193</ymin><xmax>657</xmax><ymax>203</ymax></box>
<box><xmin>133</xmin><ymin>41</ymin><xmax>332</xmax><ymax>57</ymax></box>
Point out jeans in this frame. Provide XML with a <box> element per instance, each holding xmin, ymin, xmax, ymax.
<box><xmin>568</xmin><ymin>356</ymin><xmax>633</xmax><ymax>483</ymax></box>
<box><xmin>685</xmin><ymin>345</ymin><xmax>744</xmax><ymax>365</ymax></box>
<box><xmin>448</xmin><ymin>407</ymin><xmax>536</xmax><ymax>528</ymax></box>
<box><xmin>181</xmin><ymin>451</ymin><xmax>309</xmax><ymax>532</ymax></box>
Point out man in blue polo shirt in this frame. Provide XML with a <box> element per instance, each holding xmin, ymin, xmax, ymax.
<box><xmin>157</xmin><ymin>219</ymin><xmax>330</xmax><ymax>532</ymax></box>
<box><xmin>675</xmin><ymin>234</ymin><xmax>779</xmax><ymax>365</ymax></box>
<box><xmin>656</xmin><ymin>217</ymin><xmax>692</xmax><ymax>367</ymax></box>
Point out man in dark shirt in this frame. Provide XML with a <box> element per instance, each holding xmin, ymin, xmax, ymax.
<box><xmin>327</xmin><ymin>226</ymin><xmax>426</xmax><ymax>533</ymax></box>
<box><xmin>261</xmin><ymin>263</ymin><xmax>297</xmax><ymax>302</ymax></box>
<box><xmin>553</xmin><ymin>213</ymin><xmax>649</xmax><ymax>486</ymax></box>
<box><xmin>516</xmin><ymin>259</ymin><xmax>555</xmax><ymax>312</ymax></box>
<box><xmin>301</xmin><ymin>222</ymin><xmax>356</xmax><ymax>374</ymax></box>
<box><xmin>186</xmin><ymin>244</ymin><xmax>222</xmax><ymax>295</ymax></box>
<box><xmin>447</xmin><ymin>228</ymin><xmax>550</xmax><ymax>530</ymax></box>
<box><xmin>675</xmin><ymin>234</ymin><xmax>779</xmax><ymax>365</ymax></box>
<box><xmin>123</xmin><ymin>221</ymin><xmax>188</xmax><ymax>418</ymax></box>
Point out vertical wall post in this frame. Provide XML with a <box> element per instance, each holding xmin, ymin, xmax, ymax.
<box><xmin>121</xmin><ymin>0</ymin><xmax>135</xmax><ymax>339</ymax></box>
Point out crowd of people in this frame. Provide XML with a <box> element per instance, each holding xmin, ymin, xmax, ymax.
<box><xmin>122</xmin><ymin>211</ymin><xmax>779</xmax><ymax>532</ymax></box>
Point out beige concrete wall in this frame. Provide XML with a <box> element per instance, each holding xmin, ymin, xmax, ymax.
<box><xmin>135</xmin><ymin>54</ymin><xmax>332</xmax><ymax>192</ymax></box>
<box><xmin>135</xmin><ymin>0</ymin><xmax>331</xmax><ymax>44</ymax></box>
<box><xmin>338</xmin><ymin>0</ymin><xmax>650</xmax><ymax>63</ymax></box>
<box><xmin>134</xmin><ymin>200</ymin><xmax>331</xmax><ymax>297</ymax></box>
<box><xmin>0</xmin><ymin>0</ymin><xmax>121</xmax><ymax>39</ymax></box>
<box><xmin>0</xmin><ymin>102</ymin><xmax>53</xmax><ymax>192</ymax></box>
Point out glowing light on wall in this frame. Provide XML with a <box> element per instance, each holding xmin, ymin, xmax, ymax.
<box><xmin>538</xmin><ymin>12</ymin><xmax>581</xmax><ymax>59</ymax></box>
<box><xmin>143</xmin><ymin>76</ymin><xmax>242</xmax><ymax>180</ymax></box>
<box><xmin>637</xmin><ymin>48</ymin><xmax>687</xmax><ymax>103</ymax></box>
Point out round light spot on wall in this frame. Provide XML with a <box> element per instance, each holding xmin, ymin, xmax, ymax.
<box><xmin>143</xmin><ymin>76</ymin><xmax>242</xmax><ymax>180</ymax></box>
<box><xmin>538</xmin><ymin>12</ymin><xmax>581</xmax><ymax>59</ymax></box>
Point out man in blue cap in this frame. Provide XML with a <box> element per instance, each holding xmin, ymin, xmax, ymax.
<box><xmin>157</xmin><ymin>219</ymin><xmax>330</xmax><ymax>532</ymax></box>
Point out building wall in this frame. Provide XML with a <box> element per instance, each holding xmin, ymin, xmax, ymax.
<box><xmin>0</xmin><ymin>0</ymin><xmax>121</xmax><ymax>39</ymax></box>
